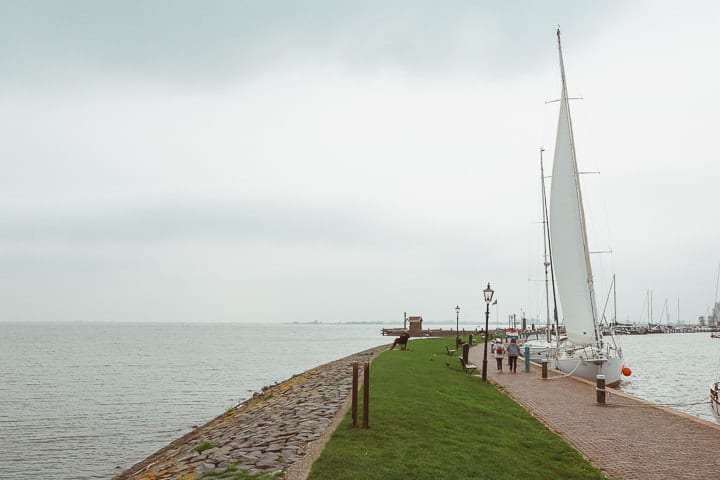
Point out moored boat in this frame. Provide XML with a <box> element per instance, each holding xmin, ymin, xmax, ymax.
<box><xmin>710</xmin><ymin>382</ymin><xmax>720</xmax><ymax>422</ymax></box>
<box><xmin>546</xmin><ymin>29</ymin><xmax>626</xmax><ymax>387</ymax></box>
<box><xmin>521</xmin><ymin>331</ymin><xmax>560</xmax><ymax>362</ymax></box>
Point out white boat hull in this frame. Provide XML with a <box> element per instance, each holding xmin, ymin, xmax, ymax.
<box><xmin>552</xmin><ymin>354</ymin><xmax>624</xmax><ymax>387</ymax></box>
<box><xmin>521</xmin><ymin>334</ymin><xmax>566</xmax><ymax>362</ymax></box>
<box><xmin>710</xmin><ymin>383</ymin><xmax>720</xmax><ymax>423</ymax></box>
<box><xmin>521</xmin><ymin>342</ymin><xmax>556</xmax><ymax>362</ymax></box>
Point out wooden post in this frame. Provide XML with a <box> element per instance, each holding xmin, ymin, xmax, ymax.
<box><xmin>541</xmin><ymin>360</ymin><xmax>548</xmax><ymax>379</ymax></box>
<box><xmin>596</xmin><ymin>375</ymin><xmax>606</xmax><ymax>404</ymax></box>
<box><xmin>351</xmin><ymin>361</ymin><xmax>358</xmax><ymax>427</ymax></box>
<box><xmin>524</xmin><ymin>346</ymin><xmax>530</xmax><ymax>372</ymax></box>
<box><xmin>362</xmin><ymin>361</ymin><xmax>370</xmax><ymax>429</ymax></box>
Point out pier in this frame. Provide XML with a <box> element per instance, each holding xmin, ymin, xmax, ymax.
<box><xmin>380</xmin><ymin>327</ymin><xmax>487</xmax><ymax>337</ymax></box>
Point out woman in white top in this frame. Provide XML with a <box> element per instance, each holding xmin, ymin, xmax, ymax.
<box><xmin>493</xmin><ymin>341</ymin><xmax>505</xmax><ymax>372</ymax></box>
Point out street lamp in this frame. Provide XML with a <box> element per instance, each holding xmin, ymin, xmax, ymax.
<box><xmin>455</xmin><ymin>305</ymin><xmax>461</xmax><ymax>348</ymax></box>
<box><xmin>482</xmin><ymin>283</ymin><xmax>495</xmax><ymax>382</ymax></box>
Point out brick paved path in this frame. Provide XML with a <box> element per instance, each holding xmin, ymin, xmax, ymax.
<box><xmin>468</xmin><ymin>346</ymin><xmax>720</xmax><ymax>480</ymax></box>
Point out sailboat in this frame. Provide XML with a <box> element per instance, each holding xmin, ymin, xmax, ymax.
<box><xmin>547</xmin><ymin>29</ymin><xmax>625</xmax><ymax>387</ymax></box>
<box><xmin>710</xmin><ymin>263</ymin><xmax>720</xmax><ymax>339</ymax></box>
<box><xmin>709</xmin><ymin>264</ymin><xmax>720</xmax><ymax>421</ymax></box>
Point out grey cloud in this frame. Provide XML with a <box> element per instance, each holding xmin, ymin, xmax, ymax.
<box><xmin>0</xmin><ymin>0</ymin><xmax>621</xmax><ymax>88</ymax></box>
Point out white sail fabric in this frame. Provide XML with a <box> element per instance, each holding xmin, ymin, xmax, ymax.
<box><xmin>549</xmin><ymin>91</ymin><xmax>596</xmax><ymax>346</ymax></box>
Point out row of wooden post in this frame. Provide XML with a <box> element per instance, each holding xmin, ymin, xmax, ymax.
<box><xmin>351</xmin><ymin>361</ymin><xmax>370</xmax><ymax>428</ymax></box>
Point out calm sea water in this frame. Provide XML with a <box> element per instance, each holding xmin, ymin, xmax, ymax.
<box><xmin>0</xmin><ymin>322</ymin><xmax>386</xmax><ymax>480</ymax></box>
<box><xmin>613</xmin><ymin>331</ymin><xmax>720</xmax><ymax>422</ymax></box>
<box><xmin>0</xmin><ymin>324</ymin><xmax>717</xmax><ymax>480</ymax></box>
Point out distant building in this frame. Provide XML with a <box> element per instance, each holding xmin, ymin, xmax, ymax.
<box><xmin>407</xmin><ymin>315</ymin><xmax>423</xmax><ymax>334</ymax></box>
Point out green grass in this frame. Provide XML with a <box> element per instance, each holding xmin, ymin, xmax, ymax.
<box><xmin>194</xmin><ymin>439</ymin><xmax>220</xmax><ymax>454</ymax></box>
<box><xmin>200</xmin><ymin>463</ymin><xmax>280</xmax><ymax>479</ymax></box>
<box><xmin>308</xmin><ymin>338</ymin><xmax>606</xmax><ymax>480</ymax></box>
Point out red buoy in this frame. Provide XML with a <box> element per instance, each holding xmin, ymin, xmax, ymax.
<box><xmin>622</xmin><ymin>366</ymin><xmax>632</xmax><ymax>376</ymax></box>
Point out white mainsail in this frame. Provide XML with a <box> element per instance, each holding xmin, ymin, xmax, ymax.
<box><xmin>549</xmin><ymin>29</ymin><xmax>598</xmax><ymax>347</ymax></box>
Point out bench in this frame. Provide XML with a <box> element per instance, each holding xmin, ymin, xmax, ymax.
<box><xmin>459</xmin><ymin>357</ymin><xmax>478</xmax><ymax>374</ymax></box>
<box><xmin>390</xmin><ymin>333</ymin><xmax>409</xmax><ymax>350</ymax></box>
<box><xmin>445</xmin><ymin>345</ymin><xmax>457</xmax><ymax>356</ymax></box>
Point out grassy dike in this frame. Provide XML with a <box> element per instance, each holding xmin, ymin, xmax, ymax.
<box><xmin>307</xmin><ymin>337</ymin><xmax>605</xmax><ymax>480</ymax></box>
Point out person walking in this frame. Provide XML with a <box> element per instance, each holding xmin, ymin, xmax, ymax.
<box><xmin>507</xmin><ymin>338</ymin><xmax>520</xmax><ymax>373</ymax></box>
<box><xmin>494</xmin><ymin>340</ymin><xmax>505</xmax><ymax>372</ymax></box>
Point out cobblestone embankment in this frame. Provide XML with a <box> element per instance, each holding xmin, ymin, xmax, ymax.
<box><xmin>114</xmin><ymin>345</ymin><xmax>386</xmax><ymax>480</ymax></box>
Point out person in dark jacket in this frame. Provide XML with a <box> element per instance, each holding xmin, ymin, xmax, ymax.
<box><xmin>507</xmin><ymin>338</ymin><xmax>520</xmax><ymax>373</ymax></box>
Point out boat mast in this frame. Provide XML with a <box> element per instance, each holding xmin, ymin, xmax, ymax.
<box><xmin>612</xmin><ymin>274</ymin><xmax>617</xmax><ymax>327</ymax></box>
<box><xmin>714</xmin><ymin>262</ymin><xmax>720</xmax><ymax>324</ymax></box>
<box><xmin>648</xmin><ymin>290</ymin><xmax>655</xmax><ymax>327</ymax></box>
<box><xmin>556</xmin><ymin>28</ymin><xmax>601</xmax><ymax>346</ymax></box>
<box><xmin>540</xmin><ymin>148</ymin><xmax>552</xmax><ymax>343</ymax></box>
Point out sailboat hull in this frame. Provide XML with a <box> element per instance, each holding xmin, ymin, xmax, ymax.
<box><xmin>522</xmin><ymin>342</ymin><xmax>556</xmax><ymax>362</ymax></box>
<box><xmin>553</xmin><ymin>354</ymin><xmax>624</xmax><ymax>387</ymax></box>
<box><xmin>520</xmin><ymin>334</ymin><xmax>562</xmax><ymax>362</ymax></box>
<box><xmin>710</xmin><ymin>383</ymin><xmax>720</xmax><ymax>423</ymax></box>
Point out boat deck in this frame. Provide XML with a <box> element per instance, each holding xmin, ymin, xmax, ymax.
<box><xmin>468</xmin><ymin>346</ymin><xmax>720</xmax><ymax>479</ymax></box>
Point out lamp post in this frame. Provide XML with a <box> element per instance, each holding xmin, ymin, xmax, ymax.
<box><xmin>455</xmin><ymin>305</ymin><xmax>461</xmax><ymax>348</ymax></box>
<box><xmin>482</xmin><ymin>283</ymin><xmax>495</xmax><ymax>382</ymax></box>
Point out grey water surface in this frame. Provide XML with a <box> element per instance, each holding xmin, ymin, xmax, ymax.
<box><xmin>613</xmin><ymin>331</ymin><xmax>718</xmax><ymax>422</ymax></box>
<box><xmin>0</xmin><ymin>322</ymin><xmax>384</xmax><ymax>480</ymax></box>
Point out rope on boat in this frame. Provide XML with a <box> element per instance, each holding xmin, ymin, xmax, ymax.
<box><xmin>604</xmin><ymin>399</ymin><xmax>710</xmax><ymax>408</ymax></box>
<box><xmin>539</xmin><ymin>357</ymin><xmax>582</xmax><ymax>380</ymax></box>
<box><xmin>604</xmin><ymin>390</ymin><xmax>710</xmax><ymax>409</ymax></box>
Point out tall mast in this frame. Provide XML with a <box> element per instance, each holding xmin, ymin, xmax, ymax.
<box><xmin>542</xmin><ymin>147</ymin><xmax>561</xmax><ymax>344</ymax></box>
<box><xmin>650</xmin><ymin>290</ymin><xmax>653</xmax><ymax>324</ymax></box>
<box><xmin>556</xmin><ymin>28</ymin><xmax>601</xmax><ymax>345</ymax></box>
<box><xmin>714</xmin><ymin>262</ymin><xmax>720</xmax><ymax>321</ymax></box>
<box><xmin>540</xmin><ymin>148</ymin><xmax>552</xmax><ymax>342</ymax></box>
<box><xmin>613</xmin><ymin>274</ymin><xmax>617</xmax><ymax>326</ymax></box>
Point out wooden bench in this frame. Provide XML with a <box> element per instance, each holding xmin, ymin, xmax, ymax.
<box><xmin>459</xmin><ymin>357</ymin><xmax>478</xmax><ymax>374</ymax></box>
<box><xmin>390</xmin><ymin>333</ymin><xmax>410</xmax><ymax>350</ymax></box>
<box><xmin>445</xmin><ymin>345</ymin><xmax>457</xmax><ymax>356</ymax></box>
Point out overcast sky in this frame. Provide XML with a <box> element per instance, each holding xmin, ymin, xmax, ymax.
<box><xmin>1</xmin><ymin>1</ymin><xmax>718</xmax><ymax>325</ymax></box>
